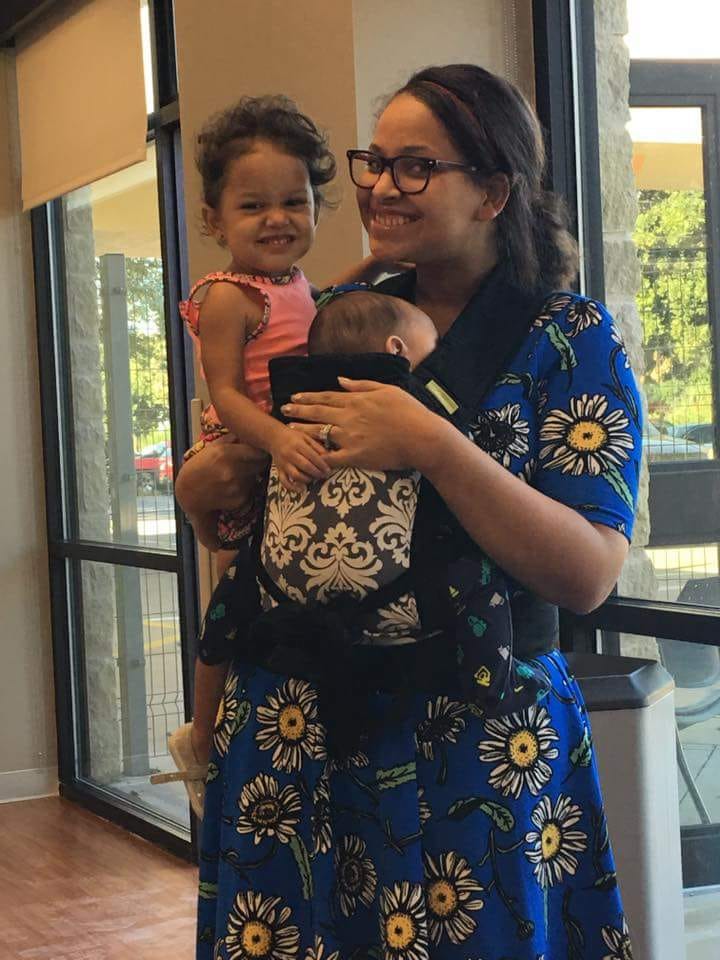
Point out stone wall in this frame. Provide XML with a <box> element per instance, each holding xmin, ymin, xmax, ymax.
<box><xmin>63</xmin><ymin>193</ymin><xmax>122</xmax><ymax>781</ymax></box>
<box><xmin>593</xmin><ymin>0</ymin><xmax>659</xmax><ymax>657</ymax></box>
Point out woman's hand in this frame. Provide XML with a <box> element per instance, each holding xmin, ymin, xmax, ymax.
<box><xmin>326</xmin><ymin>255</ymin><xmax>415</xmax><ymax>289</ymax></box>
<box><xmin>281</xmin><ymin>378</ymin><xmax>445</xmax><ymax>473</ymax></box>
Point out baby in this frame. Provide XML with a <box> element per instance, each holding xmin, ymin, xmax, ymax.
<box><xmin>201</xmin><ymin>288</ymin><xmax>443</xmax><ymax>666</ymax></box>
<box><xmin>306</xmin><ymin>287</ymin><xmax>438</xmax><ymax>365</ymax></box>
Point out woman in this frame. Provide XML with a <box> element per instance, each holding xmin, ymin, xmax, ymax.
<box><xmin>180</xmin><ymin>64</ymin><xmax>640</xmax><ymax>960</ymax></box>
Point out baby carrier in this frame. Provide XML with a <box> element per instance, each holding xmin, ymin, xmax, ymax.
<box><xmin>201</xmin><ymin>267</ymin><xmax>553</xmax><ymax>757</ymax></box>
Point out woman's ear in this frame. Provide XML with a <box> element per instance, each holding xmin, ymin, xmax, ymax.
<box><xmin>475</xmin><ymin>173</ymin><xmax>511</xmax><ymax>222</ymax></box>
<box><xmin>385</xmin><ymin>334</ymin><xmax>408</xmax><ymax>357</ymax></box>
<box><xmin>202</xmin><ymin>204</ymin><xmax>225</xmax><ymax>244</ymax></box>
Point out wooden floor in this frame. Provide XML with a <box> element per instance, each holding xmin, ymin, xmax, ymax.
<box><xmin>0</xmin><ymin>796</ymin><xmax>197</xmax><ymax>960</ymax></box>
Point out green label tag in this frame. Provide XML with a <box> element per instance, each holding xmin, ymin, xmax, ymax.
<box><xmin>425</xmin><ymin>379</ymin><xmax>459</xmax><ymax>414</ymax></box>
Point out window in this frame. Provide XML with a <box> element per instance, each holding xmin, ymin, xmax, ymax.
<box><xmin>535</xmin><ymin>0</ymin><xmax>720</xmax><ymax>942</ymax></box>
<box><xmin>32</xmin><ymin>0</ymin><xmax>195</xmax><ymax>851</ymax></box>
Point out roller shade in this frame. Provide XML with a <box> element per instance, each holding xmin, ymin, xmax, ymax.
<box><xmin>15</xmin><ymin>0</ymin><xmax>147</xmax><ymax>210</ymax></box>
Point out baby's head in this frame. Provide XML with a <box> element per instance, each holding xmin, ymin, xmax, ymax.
<box><xmin>308</xmin><ymin>291</ymin><xmax>438</xmax><ymax>369</ymax></box>
<box><xmin>195</xmin><ymin>95</ymin><xmax>336</xmax><ymax>275</ymax></box>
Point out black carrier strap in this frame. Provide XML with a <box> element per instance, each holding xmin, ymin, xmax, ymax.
<box><xmin>376</xmin><ymin>266</ymin><xmax>561</xmax><ymax>654</ymax></box>
<box><xmin>269</xmin><ymin>351</ymin><xmax>412</xmax><ymax>423</ymax></box>
<box><xmin>376</xmin><ymin>265</ymin><xmax>547</xmax><ymax>433</ymax></box>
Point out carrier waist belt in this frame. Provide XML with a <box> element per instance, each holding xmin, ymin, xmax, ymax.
<box><xmin>245</xmin><ymin>595</ymin><xmax>457</xmax><ymax>759</ymax></box>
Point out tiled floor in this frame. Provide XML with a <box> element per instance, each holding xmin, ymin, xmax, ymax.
<box><xmin>1</xmin><ymin>797</ymin><xmax>196</xmax><ymax>960</ymax></box>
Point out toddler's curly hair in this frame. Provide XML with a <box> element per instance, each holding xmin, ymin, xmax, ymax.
<box><xmin>196</xmin><ymin>94</ymin><xmax>336</xmax><ymax>211</ymax></box>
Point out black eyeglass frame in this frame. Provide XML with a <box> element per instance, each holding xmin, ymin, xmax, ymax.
<box><xmin>346</xmin><ymin>149</ymin><xmax>481</xmax><ymax>195</ymax></box>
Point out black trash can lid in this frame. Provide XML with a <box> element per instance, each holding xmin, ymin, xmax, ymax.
<box><xmin>565</xmin><ymin>652</ymin><xmax>674</xmax><ymax>711</ymax></box>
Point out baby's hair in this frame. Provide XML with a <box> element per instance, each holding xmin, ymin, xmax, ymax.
<box><xmin>308</xmin><ymin>291</ymin><xmax>421</xmax><ymax>355</ymax></box>
<box><xmin>196</xmin><ymin>94</ymin><xmax>337</xmax><ymax>211</ymax></box>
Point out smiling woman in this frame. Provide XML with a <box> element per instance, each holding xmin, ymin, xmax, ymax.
<box><xmin>179</xmin><ymin>63</ymin><xmax>643</xmax><ymax>960</ymax></box>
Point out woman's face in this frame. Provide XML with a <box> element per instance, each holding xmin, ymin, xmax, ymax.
<box><xmin>356</xmin><ymin>93</ymin><xmax>490</xmax><ymax>266</ymax></box>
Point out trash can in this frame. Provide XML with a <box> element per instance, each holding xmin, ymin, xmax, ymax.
<box><xmin>567</xmin><ymin>652</ymin><xmax>685</xmax><ymax>960</ymax></box>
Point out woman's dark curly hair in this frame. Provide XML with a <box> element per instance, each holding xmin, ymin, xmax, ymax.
<box><xmin>394</xmin><ymin>65</ymin><xmax>579</xmax><ymax>291</ymax></box>
<box><xmin>196</xmin><ymin>94</ymin><xmax>337</xmax><ymax>211</ymax></box>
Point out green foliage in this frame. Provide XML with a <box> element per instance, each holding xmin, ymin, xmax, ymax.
<box><xmin>634</xmin><ymin>189</ymin><xmax>713</xmax><ymax>425</ymax></box>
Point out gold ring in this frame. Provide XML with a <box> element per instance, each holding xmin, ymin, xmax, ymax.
<box><xmin>319</xmin><ymin>423</ymin><xmax>334</xmax><ymax>450</ymax></box>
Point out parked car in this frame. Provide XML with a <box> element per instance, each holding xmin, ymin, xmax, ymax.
<box><xmin>672</xmin><ymin>422</ymin><xmax>715</xmax><ymax>448</ymax></box>
<box><xmin>134</xmin><ymin>441</ymin><xmax>173</xmax><ymax>493</ymax></box>
<box><xmin>645</xmin><ymin>421</ymin><xmax>713</xmax><ymax>463</ymax></box>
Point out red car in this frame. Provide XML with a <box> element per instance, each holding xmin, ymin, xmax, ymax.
<box><xmin>134</xmin><ymin>441</ymin><xmax>173</xmax><ymax>492</ymax></box>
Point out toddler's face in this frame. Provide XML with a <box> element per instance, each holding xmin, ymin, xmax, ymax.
<box><xmin>205</xmin><ymin>139</ymin><xmax>316</xmax><ymax>276</ymax></box>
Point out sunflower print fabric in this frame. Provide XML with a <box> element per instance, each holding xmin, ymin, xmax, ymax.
<box><xmin>196</xmin><ymin>292</ymin><xmax>638</xmax><ymax>958</ymax></box>
<box><xmin>482</xmin><ymin>293</ymin><xmax>641</xmax><ymax>540</ymax></box>
<box><xmin>198</xmin><ymin>653</ymin><xmax>631</xmax><ymax>959</ymax></box>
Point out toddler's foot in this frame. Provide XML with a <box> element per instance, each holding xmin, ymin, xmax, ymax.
<box><xmin>190</xmin><ymin>726</ymin><xmax>212</xmax><ymax>769</ymax></box>
<box><xmin>150</xmin><ymin>722</ymin><xmax>207</xmax><ymax>819</ymax></box>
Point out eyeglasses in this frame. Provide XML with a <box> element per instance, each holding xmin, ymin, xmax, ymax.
<box><xmin>347</xmin><ymin>149</ymin><xmax>480</xmax><ymax>195</ymax></box>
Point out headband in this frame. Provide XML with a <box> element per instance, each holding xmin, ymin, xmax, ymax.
<box><xmin>418</xmin><ymin>79</ymin><xmax>504</xmax><ymax>175</ymax></box>
<box><xmin>314</xmin><ymin>282</ymin><xmax>373</xmax><ymax>311</ymax></box>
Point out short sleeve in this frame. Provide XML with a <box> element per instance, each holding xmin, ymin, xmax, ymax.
<box><xmin>532</xmin><ymin>295</ymin><xmax>643</xmax><ymax>541</ymax></box>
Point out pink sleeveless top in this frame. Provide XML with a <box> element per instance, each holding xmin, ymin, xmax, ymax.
<box><xmin>179</xmin><ymin>269</ymin><xmax>314</xmax><ymax>432</ymax></box>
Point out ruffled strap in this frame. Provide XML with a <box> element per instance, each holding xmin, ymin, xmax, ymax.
<box><xmin>179</xmin><ymin>270</ymin><xmax>274</xmax><ymax>344</ymax></box>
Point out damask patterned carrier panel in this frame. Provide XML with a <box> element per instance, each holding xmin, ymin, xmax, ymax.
<box><xmin>260</xmin><ymin>465</ymin><xmax>422</xmax><ymax>644</ymax></box>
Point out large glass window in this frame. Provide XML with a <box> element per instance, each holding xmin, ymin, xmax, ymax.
<box><xmin>76</xmin><ymin>561</ymin><xmax>186</xmax><ymax>823</ymax></box>
<box><xmin>560</xmin><ymin>1</ymin><xmax>720</xmax><ymax>950</ymax></box>
<box><xmin>54</xmin><ymin>147</ymin><xmax>190</xmax><ymax>834</ymax></box>
<box><xmin>64</xmin><ymin>146</ymin><xmax>176</xmax><ymax>551</ymax></box>
<box><xmin>623</xmin><ymin>104</ymin><xmax>720</xmax><ymax>609</ymax></box>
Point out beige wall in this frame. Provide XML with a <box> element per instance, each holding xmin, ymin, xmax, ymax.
<box><xmin>0</xmin><ymin>51</ymin><xmax>56</xmax><ymax>802</ymax></box>
<box><xmin>175</xmin><ymin>0</ymin><xmax>363</xmax><ymax>288</ymax></box>
<box><xmin>352</xmin><ymin>0</ymin><xmax>534</xmax><ymax>157</ymax></box>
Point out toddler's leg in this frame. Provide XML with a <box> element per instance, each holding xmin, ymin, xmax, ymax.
<box><xmin>214</xmin><ymin>549</ymin><xmax>238</xmax><ymax>579</ymax></box>
<box><xmin>191</xmin><ymin>658</ymin><xmax>230</xmax><ymax>767</ymax></box>
<box><xmin>191</xmin><ymin>510</ymin><xmax>222</xmax><ymax>552</ymax></box>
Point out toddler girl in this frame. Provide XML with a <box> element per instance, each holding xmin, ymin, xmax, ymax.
<box><xmin>156</xmin><ymin>96</ymin><xmax>374</xmax><ymax>814</ymax></box>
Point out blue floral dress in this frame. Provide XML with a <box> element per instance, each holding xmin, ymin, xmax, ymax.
<box><xmin>196</xmin><ymin>290</ymin><xmax>641</xmax><ymax>960</ymax></box>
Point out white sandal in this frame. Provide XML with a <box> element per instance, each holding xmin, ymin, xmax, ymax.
<box><xmin>150</xmin><ymin>723</ymin><xmax>208</xmax><ymax>819</ymax></box>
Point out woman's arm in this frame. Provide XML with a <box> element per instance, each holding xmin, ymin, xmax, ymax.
<box><xmin>282</xmin><ymin>381</ymin><xmax>627</xmax><ymax>614</ymax></box>
<box><xmin>415</xmin><ymin>411</ymin><xmax>628</xmax><ymax>614</ymax></box>
<box><xmin>309</xmin><ymin>255</ymin><xmax>414</xmax><ymax>298</ymax></box>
